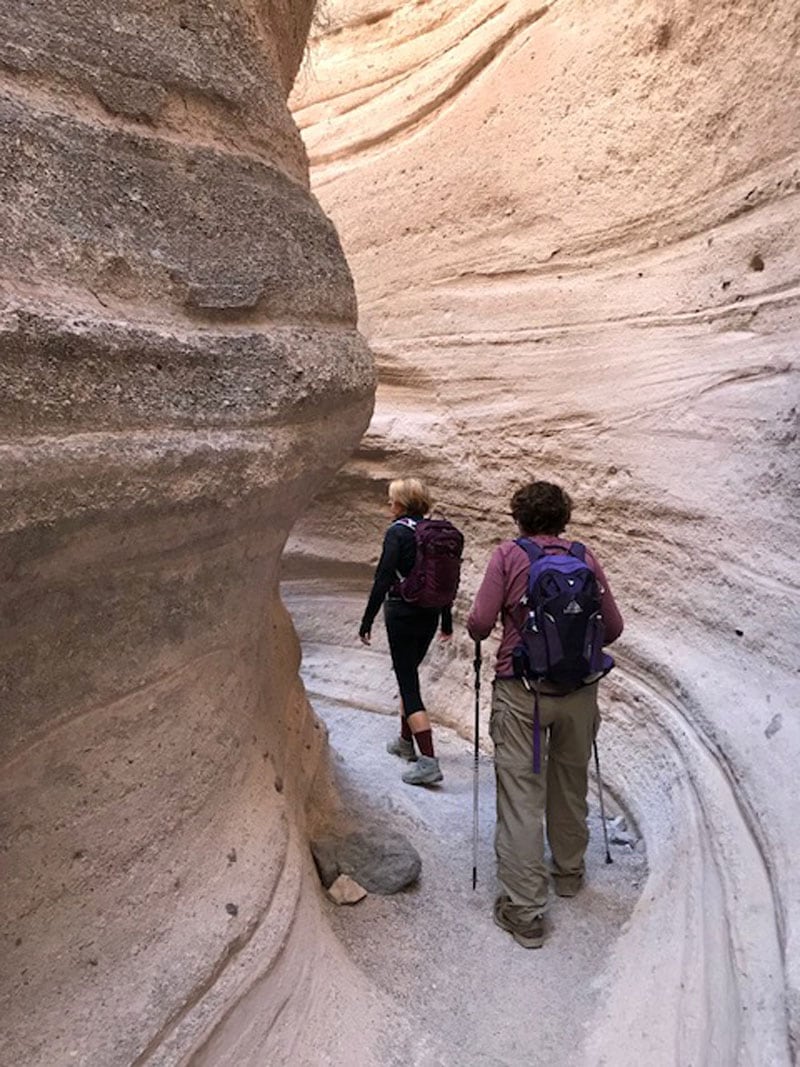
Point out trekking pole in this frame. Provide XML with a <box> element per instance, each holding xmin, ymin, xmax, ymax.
<box><xmin>472</xmin><ymin>640</ymin><xmax>481</xmax><ymax>889</ymax></box>
<box><xmin>593</xmin><ymin>739</ymin><xmax>613</xmax><ymax>864</ymax></box>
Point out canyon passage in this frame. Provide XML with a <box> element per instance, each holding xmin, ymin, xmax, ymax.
<box><xmin>2</xmin><ymin>0</ymin><xmax>799</xmax><ymax>1064</ymax></box>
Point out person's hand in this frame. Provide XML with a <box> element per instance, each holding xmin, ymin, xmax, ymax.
<box><xmin>438</xmin><ymin>631</ymin><xmax>453</xmax><ymax>643</ymax></box>
<box><xmin>359</xmin><ymin>631</ymin><xmax>371</xmax><ymax>646</ymax></box>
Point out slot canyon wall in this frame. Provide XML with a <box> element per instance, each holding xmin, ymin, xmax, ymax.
<box><xmin>0</xmin><ymin>2</ymin><xmax>387</xmax><ymax>1064</ymax></box>
<box><xmin>289</xmin><ymin>0</ymin><xmax>800</xmax><ymax>1062</ymax></box>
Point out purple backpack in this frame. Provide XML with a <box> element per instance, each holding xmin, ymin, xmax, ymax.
<box><xmin>396</xmin><ymin>518</ymin><xmax>464</xmax><ymax>609</ymax></box>
<box><xmin>513</xmin><ymin>540</ymin><xmax>614</xmax><ymax>773</ymax></box>
<box><xmin>512</xmin><ymin>539</ymin><xmax>614</xmax><ymax>689</ymax></box>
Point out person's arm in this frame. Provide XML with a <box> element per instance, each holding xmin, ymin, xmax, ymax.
<box><xmin>359</xmin><ymin>526</ymin><xmax>402</xmax><ymax>640</ymax></box>
<box><xmin>586</xmin><ymin>550</ymin><xmax>624</xmax><ymax>644</ymax></box>
<box><xmin>467</xmin><ymin>546</ymin><xmax>506</xmax><ymax>640</ymax></box>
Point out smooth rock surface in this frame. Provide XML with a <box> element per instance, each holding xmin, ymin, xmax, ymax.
<box><xmin>0</xmin><ymin>3</ymin><xmax>385</xmax><ymax>1065</ymax></box>
<box><xmin>290</xmin><ymin>2</ymin><xmax>800</xmax><ymax>1062</ymax></box>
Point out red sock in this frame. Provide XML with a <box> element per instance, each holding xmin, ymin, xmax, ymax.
<box><xmin>414</xmin><ymin>729</ymin><xmax>434</xmax><ymax>758</ymax></box>
<box><xmin>400</xmin><ymin>717</ymin><xmax>413</xmax><ymax>741</ymax></box>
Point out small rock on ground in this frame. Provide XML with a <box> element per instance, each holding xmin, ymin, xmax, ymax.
<box><xmin>328</xmin><ymin>874</ymin><xmax>368</xmax><ymax>905</ymax></box>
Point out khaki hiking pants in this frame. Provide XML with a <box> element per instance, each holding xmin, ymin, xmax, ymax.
<box><xmin>490</xmin><ymin>678</ymin><xmax>600</xmax><ymax>914</ymax></box>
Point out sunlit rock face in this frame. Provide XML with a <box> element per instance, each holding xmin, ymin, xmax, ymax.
<box><xmin>0</xmin><ymin>2</ymin><xmax>378</xmax><ymax>1063</ymax></box>
<box><xmin>291</xmin><ymin>2</ymin><xmax>800</xmax><ymax>1062</ymax></box>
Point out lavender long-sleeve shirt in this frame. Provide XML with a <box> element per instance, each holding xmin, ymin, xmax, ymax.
<box><xmin>467</xmin><ymin>535</ymin><xmax>624</xmax><ymax>678</ymax></box>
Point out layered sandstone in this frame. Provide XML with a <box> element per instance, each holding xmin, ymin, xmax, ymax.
<box><xmin>0</xmin><ymin>2</ymin><xmax>380</xmax><ymax>1064</ymax></box>
<box><xmin>291</xmin><ymin>1</ymin><xmax>800</xmax><ymax>1062</ymax></box>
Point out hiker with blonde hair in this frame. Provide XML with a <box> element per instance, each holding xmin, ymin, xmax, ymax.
<box><xmin>359</xmin><ymin>478</ymin><xmax>462</xmax><ymax>786</ymax></box>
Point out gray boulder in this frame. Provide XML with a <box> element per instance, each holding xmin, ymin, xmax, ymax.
<box><xmin>311</xmin><ymin>830</ymin><xmax>421</xmax><ymax>894</ymax></box>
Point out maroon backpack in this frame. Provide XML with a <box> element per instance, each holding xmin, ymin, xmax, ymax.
<box><xmin>395</xmin><ymin>518</ymin><xmax>464</xmax><ymax>608</ymax></box>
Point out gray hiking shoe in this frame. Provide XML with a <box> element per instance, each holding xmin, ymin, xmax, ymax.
<box><xmin>401</xmin><ymin>755</ymin><xmax>443</xmax><ymax>786</ymax></box>
<box><xmin>493</xmin><ymin>895</ymin><xmax>545</xmax><ymax>949</ymax></box>
<box><xmin>386</xmin><ymin>736</ymin><xmax>417</xmax><ymax>761</ymax></box>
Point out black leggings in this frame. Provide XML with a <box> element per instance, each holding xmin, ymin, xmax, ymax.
<box><xmin>383</xmin><ymin>599</ymin><xmax>439</xmax><ymax>717</ymax></box>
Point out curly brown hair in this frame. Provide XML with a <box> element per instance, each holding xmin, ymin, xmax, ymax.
<box><xmin>510</xmin><ymin>481</ymin><xmax>572</xmax><ymax>535</ymax></box>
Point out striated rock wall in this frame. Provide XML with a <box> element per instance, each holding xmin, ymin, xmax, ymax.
<box><xmin>291</xmin><ymin>1</ymin><xmax>800</xmax><ymax>1062</ymax></box>
<box><xmin>0</xmin><ymin>2</ymin><xmax>381</xmax><ymax>1064</ymax></box>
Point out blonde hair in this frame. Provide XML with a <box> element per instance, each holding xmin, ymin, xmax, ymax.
<box><xmin>388</xmin><ymin>477</ymin><xmax>433</xmax><ymax>516</ymax></box>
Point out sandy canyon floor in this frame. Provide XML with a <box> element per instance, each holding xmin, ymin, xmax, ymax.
<box><xmin>286</xmin><ymin>576</ymin><xmax>646</xmax><ymax>1065</ymax></box>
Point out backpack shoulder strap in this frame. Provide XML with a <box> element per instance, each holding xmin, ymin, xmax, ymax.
<box><xmin>394</xmin><ymin>517</ymin><xmax>418</xmax><ymax>530</ymax></box>
<box><xmin>514</xmin><ymin>537</ymin><xmax>545</xmax><ymax>563</ymax></box>
<box><xmin>568</xmin><ymin>541</ymin><xmax>586</xmax><ymax>561</ymax></box>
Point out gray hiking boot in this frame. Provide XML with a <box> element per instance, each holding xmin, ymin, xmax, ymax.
<box><xmin>386</xmin><ymin>736</ymin><xmax>417</xmax><ymax>761</ymax></box>
<box><xmin>493</xmin><ymin>894</ymin><xmax>545</xmax><ymax>949</ymax></box>
<box><xmin>401</xmin><ymin>755</ymin><xmax>443</xmax><ymax>786</ymax></box>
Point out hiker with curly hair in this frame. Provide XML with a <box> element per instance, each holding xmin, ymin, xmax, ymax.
<box><xmin>359</xmin><ymin>478</ymin><xmax>456</xmax><ymax>787</ymax></box>
<box><xmin>468</xmin><ymin>480</ymin><xmax>623</xmax><ymax>948</ymax></box>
